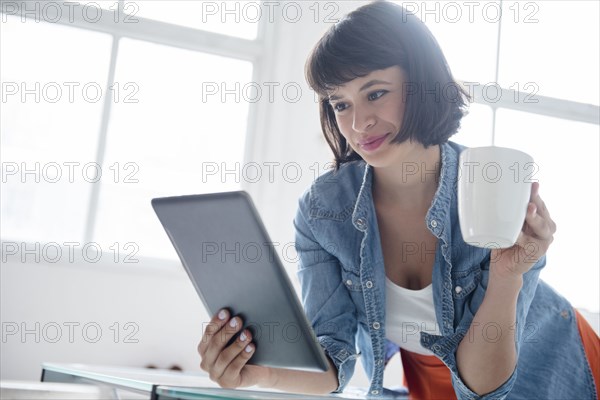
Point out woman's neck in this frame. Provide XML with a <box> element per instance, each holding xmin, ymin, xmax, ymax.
<box><xmin>372</xmin><ymin>143</ymin><xmax>441</xmax><ymax>212</ymax></box>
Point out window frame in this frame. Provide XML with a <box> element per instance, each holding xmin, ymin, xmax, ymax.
<box><xmin>1</xmin><ymin>0</ymin><xmax>277</xmax><ymax>246</ymax></box>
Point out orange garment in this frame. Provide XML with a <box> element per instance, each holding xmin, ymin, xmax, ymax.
<box><xmin>574</xmin><ymin>309</ymin><xmax>600</xmax><ymax>397</ymax></box>
<box><xmin>399</xmin><ymin>309</ymin><xmax>599</xmax><ymax>400</ymax></box>
<box><xmin>399</xmin><ymin>348</ymin><xmax>456</xmax><ymax>400</ymax></box>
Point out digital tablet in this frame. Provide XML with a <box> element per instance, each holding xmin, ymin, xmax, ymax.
<box><xmin>151</xmin><ymin>191</ymin><xmax>329</xmax><ymax>372</ymax></box>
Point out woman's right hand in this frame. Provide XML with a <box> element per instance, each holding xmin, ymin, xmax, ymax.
<box><xmin>198</xmin><ymin>309</ymin><xmax>272</xmax><ymax>389</ymax></box>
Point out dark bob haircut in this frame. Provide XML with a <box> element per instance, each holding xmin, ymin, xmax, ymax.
<box><xmin>305</xmin><ymin>1</ymin><xmax>470</xmax><ymax>168</ymax></box>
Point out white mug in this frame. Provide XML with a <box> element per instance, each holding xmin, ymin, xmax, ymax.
<box><xmin>458</xmin><ymin>146</ymin><xmax>535</xmax><ymax>249</ymax></box>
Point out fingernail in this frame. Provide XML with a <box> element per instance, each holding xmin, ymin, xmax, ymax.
<box><xmin>218</xmin><ymin>310</ymin><xmax>227</xmax><ymax>320</ymax></box>
<box><xmin>229</xmin><ymin>318</ymin><xmax>238</xmax><ymax>328</ymax></box>
<box><xmin>245</xmin><ymin>345</ymin><xmax>253</xmax><ymax>353</ymax></box>
<box><xmin>240</xmin><ymin>331</ymin><xmax>247</xmax><ymax>342</ymax></box>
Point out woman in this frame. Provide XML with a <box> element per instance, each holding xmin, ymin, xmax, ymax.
<box><xmin>198</xmin><ymin>2</ymin><xmax>599</xmax><ymax>398</ymax></box>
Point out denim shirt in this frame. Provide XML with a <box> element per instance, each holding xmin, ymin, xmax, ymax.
<box><xmin>294</xmin><ymin>141</ymin><xmax>597</xmax><ymax>399</ymax></box>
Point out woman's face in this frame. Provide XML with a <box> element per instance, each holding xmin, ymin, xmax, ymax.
<box><xmin>327</xmin><ymin>65</ymin><xmax>413</xmax><ymax>167</ymax></box>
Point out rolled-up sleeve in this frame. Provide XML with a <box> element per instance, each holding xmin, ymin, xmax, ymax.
<box><xmin>446</xmin><ymin>255</ymin><xmax>547</xmax><ymax>399</ymax></box>
<box><xmin>293</xmin><ymin>194</ymin><xmax>358</xmax><ymax>393</ymax></box>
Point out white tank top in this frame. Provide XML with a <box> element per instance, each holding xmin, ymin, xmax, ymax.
<box><xmin>385</xmin><ymin>276</ymin><xmax>441</xmax><ymax>355</ymax></box>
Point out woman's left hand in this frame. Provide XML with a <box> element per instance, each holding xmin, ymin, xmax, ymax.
<box><xmin>490</xmin><ymin>182</ymin><xmax>557</xmax><ymax>280</ymax></box>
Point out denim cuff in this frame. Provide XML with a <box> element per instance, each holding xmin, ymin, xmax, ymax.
<box><xmin>421</xmin><ymin>331</ymin><xmax>518</xmax><ymax>399</ymax></box>
<box><xmin>452</xmin><ymin>366</ymin><xmax>517</xmax><ymax>399</ymax></box>
<box><xmin>318</xmin><ymin>336</ymin><xmax>359</xmax><ymax>393</ymax></box>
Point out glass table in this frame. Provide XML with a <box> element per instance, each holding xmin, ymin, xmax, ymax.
<box><xmin>154</xmin><ymin>385</ymin><xmax>408</xmax><ymax>399</ymax></box>
<box><xmin>41</xmin><ymin>363</ymin><xmax>215</xmax><ymax>399</ymax></box>
<box><xmin>41</xmin><ymin>363</ymin><xmax>407</xmax><ymax>399</ymax></box>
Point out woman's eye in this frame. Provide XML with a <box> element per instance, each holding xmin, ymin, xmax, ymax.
<box><xmin>332</xmin><ymin>102</ymin><xmax>348</xmax><ymax>112</ymax></box>
<box><xmin>368</xmin><ymin>90</ymin><xmax>387</xmax><ymax>101</ymax></box>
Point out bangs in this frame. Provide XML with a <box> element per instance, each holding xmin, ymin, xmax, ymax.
<box><xmin>305</xmin><ymin>19</ymin><xmax>399</xmax><ymax>97</ymax></box>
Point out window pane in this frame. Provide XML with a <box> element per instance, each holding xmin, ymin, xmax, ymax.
<box><xmin>394</xmin><ymin>1</ymin><xmax>500</xmax><ymax>83</ymax></box>
<box><xmin>452</xmin><ymin>102</ymin><xmax>493</xmax><ymax>147</ymax></box>
<box><xmin>495</xmin><ymin>109</ymin><xmax>599</xmax><ymax>312</ymax></box>
<box><xmin>92</xmin><ymin>38</ymin><xmax>252</xmax><ymax>260</ymax></box>
<box><xmin>132</xmin><ymin>0</ymin><xmax>260</xmax><ymax>40</ymax></box>
<box><xmin>499</xmin><ymin>1</ymin><xmax>599</xmax><ymax>105</ymax></box>
<box><xmin>0</xmin><ymin>17</ymin><xmax>112</xmax><ymax>242</ymax></box>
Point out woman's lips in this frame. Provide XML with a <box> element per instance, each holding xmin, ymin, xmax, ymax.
<box><xmin>359</xmin><ymin>133</ymin><xmax>390</xmax><ymax>152</ymax></box>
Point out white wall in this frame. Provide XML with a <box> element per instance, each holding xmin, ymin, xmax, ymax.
<box><xmin>1</xmin><ymin>253</ymin><xmax>203</xmax><ymax>380</ymax></box>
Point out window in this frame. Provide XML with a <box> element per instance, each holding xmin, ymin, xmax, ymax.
<box><xmin>133</xmin><ymin>0</ymin><xmax>260</xmax><ymax>39</ymax></box>
<box><xmin>1</xmin><ymin>1</ymin><xmax>262</xmax><ymax>261</ymax></box>
<box><xmin>1</xmin><ymin>17</ymin><xmax>112</xmax><ymax>243</ymax></box>
<box><xmin>499</xmin><ymin>0</ymin><xmax>599</xmax><ymax>105</ymax></box>
<box><xmin>93</xmin><ymin>38</ymin><xmax>252</xmax><ymax>259</ymax></box>
<box><xmin>394</xmin><ymin>0</ymin><xmax>599</xmax><ymax>311</ymax></box>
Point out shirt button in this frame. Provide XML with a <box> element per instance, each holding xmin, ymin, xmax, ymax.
<box><xmin>455</xmin><ymin>286</ymin><xmax>463</xmax><ymax>294</ymax></box>
<box><xmin>365</xmin><ymin>281</ymin><xmax>373</xmax><ymax>289</ymax></box>
<box><xmin>430</xmin><ymin>219</ymin><xmax>438</xmax><ymax>228</ymax></box>
<box><xmin>372</xmin><ymin>322</ymin><xmax>381</xmax><ymax>330</ymax></box>
<box><xmin>371</xmin><ymin>390</ymin><xmax>379</xmax><ymax>395</ymax></box>
<box><xmin>356</xmin><ymin>218</ymin><xmax>366</xmax><ymax>228</ymax></box>
<box><xmin>376</xmin><ymin>359</ymin><xmax>383</xmax><ymax>365</ymax></box>
<box><xmin>346</xmin><ymin>279</ymin><xmax>352</xmax><ymax>286</ymax></box>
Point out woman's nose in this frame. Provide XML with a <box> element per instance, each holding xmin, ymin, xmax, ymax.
<box><xmin>352</xmin><ymin>107</ymin><xmax>376</xmax><ymax>133</ymax></box>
